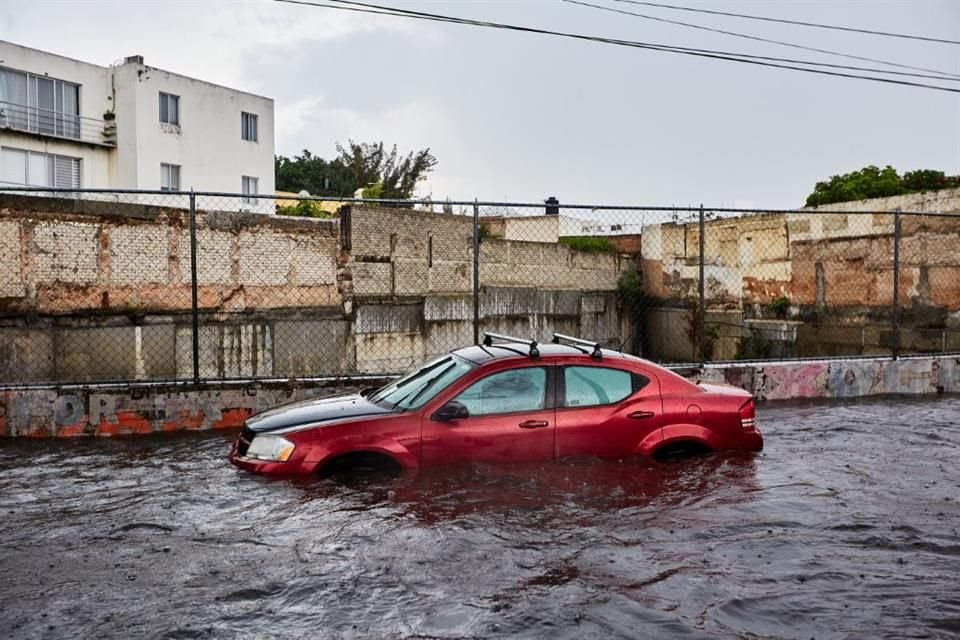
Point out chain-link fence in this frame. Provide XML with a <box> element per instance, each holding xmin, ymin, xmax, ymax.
<box><xmin>1</xmin><ymin>187</ymin><xmax>958</xmax><ymax>386</ymax></box>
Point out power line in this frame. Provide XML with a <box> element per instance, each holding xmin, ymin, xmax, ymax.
<box><xmin>275</xmin><ymin>0</ymin><xmax>960</xmax><ymax>93</ymax></box>
<box><xmin>563</xmin><ymin>0</ymin><xmax>960</xmax><ymax>79</ymax></box>
<box><xmin>612</xmin><ymin>0</ymin><xmax>960</xmax><ymax>46</ymax></box>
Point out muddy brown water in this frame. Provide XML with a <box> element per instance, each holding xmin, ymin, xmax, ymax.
<box><xmin>1</xmin><ymin>396</ymin><xmax>959</xmax><ymax>639</ymax></box>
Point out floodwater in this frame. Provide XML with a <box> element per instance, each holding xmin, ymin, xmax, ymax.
<box><xmin>1</xmin><ymin>396</ymin><xmax>959</xmax><ymax>640</ymax></box>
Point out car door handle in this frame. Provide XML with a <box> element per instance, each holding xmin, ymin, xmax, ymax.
<box><xmin>628</xmin><ymin>411</ymin><xmax>656</xmax><ymax>420</ymax></box>
<box><xmin>519</xmin><ymin>420</ymin><xmax>549</xmax><ymax>429</ymax></box>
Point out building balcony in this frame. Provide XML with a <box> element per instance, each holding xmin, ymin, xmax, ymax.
<box><xmin>0</xmin><ymin>100</ymin><xmax>116</xmax><ymax>148</ymax></box>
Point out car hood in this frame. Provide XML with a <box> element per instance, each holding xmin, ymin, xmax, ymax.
<box><xmin>245</xmin><ymin>393</ymin><xmax>397</xmax><ymax>433</ymax></box>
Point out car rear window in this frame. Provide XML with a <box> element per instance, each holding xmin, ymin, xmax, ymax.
<box><xmin>564</xmin><ymin>366</ymin><xmax>647</xmax><ymax>408</ymax></box>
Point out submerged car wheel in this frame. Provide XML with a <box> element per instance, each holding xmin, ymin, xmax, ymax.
<box><xmin>318</xmin><ymin>451</ymin><xmax>403</xmax><ymax>482</ymax></box>
<box><xmin>653</xmin><ymin>440</ymin><xmax>713</xmax><ymax>463</ymax></box>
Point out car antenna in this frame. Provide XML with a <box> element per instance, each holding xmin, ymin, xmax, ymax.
<box><xmin>482</xmin><ymin>332</ymin><xmax>540</xmax><ymax>359</ymax></box>
<box><xmin>552</xmin><ymin>333</ymin><xmax>603</xmax><ymax>360</ymax></box>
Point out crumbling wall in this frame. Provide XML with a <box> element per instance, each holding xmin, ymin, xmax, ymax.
<box><xmin>639</xmin><ymin>189</ymin><xmax>960</xmax><ymax>359</ymax></box>
<box><xmin>344</xmin><ymin>206</ymin><xmax>627</xmax><ymax>371</ymax></box>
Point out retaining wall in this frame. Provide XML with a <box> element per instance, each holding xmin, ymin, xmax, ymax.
<box><xmin>2</xmin><ymin>356</ymin><xmax>956</xmax><ymax>437</ymax></box>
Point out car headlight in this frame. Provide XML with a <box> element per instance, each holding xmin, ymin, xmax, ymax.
<box><xmin>245</xmin><ymin>435</ymin><xmax>296</xmax><ymax>462</ymax></box>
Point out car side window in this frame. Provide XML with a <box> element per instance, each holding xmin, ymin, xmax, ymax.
<box><xmin>454</xmin><ymin>367</ymin><xmax>547</xmax><ymax>416</ymax></box>
<box><xmin>564</xmin><ymin>366</ymin><xmax>648</xmax><ymax>408</ymax></box>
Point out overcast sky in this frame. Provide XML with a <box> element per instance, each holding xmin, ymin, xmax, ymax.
<box><xmin>3</xmin><ymin>0</ymin><xmax>958</xmax><ymax>208</ymax></box>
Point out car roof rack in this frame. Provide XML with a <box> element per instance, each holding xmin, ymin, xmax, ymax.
<box><xmin>482</xmin><ymin>332</ymin><xmax>540</xmax><ymax>358</ymax></box>
<box><xmin>552</xmin><ymin>333</ymin><xmax>603</xmax><ymax>360</ymax></box>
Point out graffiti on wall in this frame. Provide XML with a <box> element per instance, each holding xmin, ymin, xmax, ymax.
<box><xmin>0</xmin><ymin>383</ymin><xmax>369</xmax><ymax>437</ymax></box>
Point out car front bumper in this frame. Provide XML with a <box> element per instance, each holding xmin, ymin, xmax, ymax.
<box><xmin>228</xmin><ymin>441</ymin><xmax>311</xmax><ymax>475</ymax></box>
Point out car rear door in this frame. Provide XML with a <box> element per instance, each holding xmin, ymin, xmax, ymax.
<box><xmin>554</xmin><ymin>363</ymin><xmax>662</xmax><ymax>458</ymax></box>
<box><xmin>420</xmin><ymin>364</ymin><xmax>556</xmax><ymax>466</ymax></box>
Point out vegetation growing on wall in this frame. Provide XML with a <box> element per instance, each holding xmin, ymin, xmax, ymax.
<box><xmin>768</xmin><ymin>296</ymin><xmax>790</xmax><ymax>319</ymax></box>
<box><xmin>275</xmin><ymin>200</ymin><xmax>331</xmax><ymax>219</ymax></box>
<box><xmin>805</xmin><ymin>165</ymin><xmax>960</xmax><ymax>207</ymax></box>
<box><xmin>559</xmin><ymin>236</ymin><xmax>615</xmax><ymax>253</ymax></box>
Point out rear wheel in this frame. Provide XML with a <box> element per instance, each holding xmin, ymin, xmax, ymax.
<box><xmin>653</xmin><ymin>440</ymin><xmax>713</xmax><ymax>462</ymax></box>
<box><xmin>317</xmin><ymin>451</ymin><xmax>402</xmax><ymax>482</ymax></box>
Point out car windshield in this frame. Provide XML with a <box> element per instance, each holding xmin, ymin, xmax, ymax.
<box><xmin>369</xmin><ymin>355</ymin><xmax>475</xmax><ymax>411</ymax></box>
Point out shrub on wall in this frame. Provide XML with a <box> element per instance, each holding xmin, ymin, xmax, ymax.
<box><xmin>805</xmin><ymin>165</ymin><xmax>960</xmax><ymax>207</ymax></box>
<box><xmin>276</xmin><ymin>200</ymin><xmax>332</xmax><ymax>219</ymax></box>
<box><xmin>559</xmin><ymin>236</ymin><xmax>615</xmax><ymax>253</ymax></box>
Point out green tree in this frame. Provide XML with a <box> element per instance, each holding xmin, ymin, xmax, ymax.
<box><xmin>805</xmin><ymin>165</ymin><xmax>959</xmax><ymax>207</ymax></box>
<box><xmin>901</xmin><ymin>169</ymin><xmax>957</xmax><ymax>192</ymax></box>
<box><xmin>275</xmin><ymin>141</ymin><xmax>437</xmax><ymax>200</ymax></box>
<box><xmin>335</xmin><ymin>140</ymin><xmax>437</xmax><ymax>199</ymax></box>
<box><xmin>275</xmin><ymin>150</ymin><xmax>353</xmax><ymax>196</ymax></box>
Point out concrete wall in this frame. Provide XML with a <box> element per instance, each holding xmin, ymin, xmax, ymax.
<box><xmin>1</xmin><ymin>198</ymin><xmax>628</xmax><ymax>384</ymax></box>
<box><xmin>0</xmin><ymin>377</ymin><xmax>391</xmax><ymax>438</ymax></box>
<box><xmin>697</xmin><ymin>355</ymin><xmax>960</xmax><ymax>402</ymax></box>
<box><xmin>640</xmin><ymin>190</ymin><xmax>960</xmax><ymax>360</ymax></box>
<box><xmin>344</xmin><ymin>206</ymin><xmax>628</xmax><ymax>372</ymax></box>
<box><xmin>0</xmin><ymin>196</ymin><xmax>342</xmax><ymax>382</ymax></box>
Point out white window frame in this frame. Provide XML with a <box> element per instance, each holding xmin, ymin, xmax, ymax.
<box><xmin>0</xmin><ymin>146</ymin><xmax>80</xmax><ymax>188</ymax></box>
<box><xmin>242</xmin><ymin>175</ymin><xmax>259</xmax><ymax>204</ymax></box>
<box><xmin>241</xmin><ymin>112</ymin><xmax>258</xmax><ymax>142</ymax></box>
<box><xmin>160</xmin><ymin>163</ymin><xmax>181</xmax><ymax>192</ymax></box>
<box><xmin>159</xmin><ymin>92</ymin><xmax>180</xmax><ymax>126</ymax></box>
<box><xmin>0</xmin><ymin>66</ymin><xmax>81</xmax><ymax>139</ymax></box>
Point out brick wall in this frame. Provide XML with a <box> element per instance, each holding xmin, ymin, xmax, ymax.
<box><xmin>638</xmin><ymin>189</ymin><xmax>960</xmax><ymax>359</ymax></box>
<box><xmin>344</xmin><ymin>206</ymin><xmax>628</xmax><ymax>371</ymax></box>
<box><xmin>0</xmin><ymin>198</ymin><xmax>630</xmax><ymax>384</ymax></box>
<box><xmin>0</xmin><ymin>196</ymin><xmax>340</xmax><ymax>316</ymax></box>
<box><xmin>346</xmin><ymin>206</ymin><xmax>624</xmax><ymax>297</ymax></box>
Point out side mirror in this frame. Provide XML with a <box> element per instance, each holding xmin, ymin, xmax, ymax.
<box><xmin>433</xmin><ymin>400</ymin><xmax>469</xmax><ymax>422</ymax></box>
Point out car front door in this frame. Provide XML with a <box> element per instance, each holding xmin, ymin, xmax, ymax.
<box><xmin>421</xmin><ymin>365</ymin><xmax>555</xmax><ymax>466</ymax></box>
<box><xmin>554</xmin><ymin>364</ymin><xmax>662</xmax><ymax>459</ymax></box>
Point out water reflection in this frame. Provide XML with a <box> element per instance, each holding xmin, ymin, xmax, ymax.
<box><xmin>2</xmin><ymin>396</ymin><xmax>959</xmax><ymax>639</ymax></box>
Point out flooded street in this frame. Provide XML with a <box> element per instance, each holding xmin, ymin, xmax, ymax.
<box><xmin>2</xmin><ymin>396</ymin><xmax>959</xmax><ymax>639</ymax></box>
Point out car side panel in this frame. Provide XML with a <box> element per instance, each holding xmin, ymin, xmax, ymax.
<box><xmin>635</xmin><ymin>423</ymin><xmax>725</xmax><ymax>456</ymax></box>
<box><xmin>291</xmin><ymin>413</ymin><xmax>422</xmax><ymax>470</ymax></box>
<box><xmin>420</xmin><ymin>362</ymin><xmax>556</xmax><ymax>467</ymax></box>
<box><xmin>421</xmin><ymin>408</ymin><xmax>556</xmax><ymax>466</ymax></box>
<box><xmin>554</xmin><ymin>366</ymin><xmax>663</xmax><ymax>458</ymax></box>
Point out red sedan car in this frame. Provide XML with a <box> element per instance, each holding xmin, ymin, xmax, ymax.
<box><xmin>229</xmin><ymin>333</ymin><xmax>762</xmax><ymax>476</ymax></box>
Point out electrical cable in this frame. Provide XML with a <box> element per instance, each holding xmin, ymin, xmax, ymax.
<box><xmin>563</xmin><ymin>0</ymin><xmax>960</xmax><ymax>79</ymax></box>
<box><xmin>274</xmin><ymin>0</ymin><xmax>960</xmax><ymax>92</ymax></box>
<box><xmin>612</xmin><ymin>0</ymin><xmax>960</xmax><ymax>46</ymax></box>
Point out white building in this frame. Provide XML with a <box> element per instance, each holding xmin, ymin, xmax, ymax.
<box><xmin>0</xmin><ymin>41</ymin><xmax>274</xmax><ymax>204</ymax></box>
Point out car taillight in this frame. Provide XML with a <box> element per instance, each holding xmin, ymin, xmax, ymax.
<box><xmin>739</xmin><ymin>399</ymin><xmax>757</xmax><ymax>431</ymax></box>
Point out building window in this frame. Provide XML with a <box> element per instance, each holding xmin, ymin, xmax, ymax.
<box><xmin>161</xmin><ymin>163</ymin><xmax>181</xmax><ymax>191</ymax></box>
<box><xmin>242</xmin><ymin>176</ymin><xmax>258</xmax><ymax>203</ymax></box>
<box><xmin>159</xmin><ymin>92</ymin><xmax>180</xmax><ymax>126</ymax></box>
<box><xmin>0</xmin><ymin>147</ymin><xmax>80</xmax><ymax>188</ymax></box>
<box><xmin>0</xmin><ymin>66</ymin><xmax>80</xmax><ymax>139</ymax></box>
<box><xmin>241</xmin><ymin>112</ymin><xmax>258</xmax><ymax>142</ymax></box>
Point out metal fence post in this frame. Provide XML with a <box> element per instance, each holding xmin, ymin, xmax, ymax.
<box><xmin>892</xmin><ymin>208</ymin><xmax>901</xmax><ymax>360</ymax></box>
<box><xmin>473</xmin><ymin>198</ymin><xmax>480</xmax><ymax>345</ymax></box>
<box><xmin>698</xmin><ymin>203</ymin><xmax>706</xmax><ymax>365</ymax></box>
<box><xmin>189</xmin><ymin>190</ymin><xmax>200</xmax><ymax>383</ymax></box>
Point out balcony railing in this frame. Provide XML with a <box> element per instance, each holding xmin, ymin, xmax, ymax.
<box><xmin>0</xmin><ymin>100</ymin><xmax>116</xmax><ymax>147</ymax></box>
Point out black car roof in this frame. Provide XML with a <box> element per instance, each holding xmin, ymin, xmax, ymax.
<box><xmin>453</xmin><ymin>342</ymin><xmax>643</xmax><ymax>366</ymax></box>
